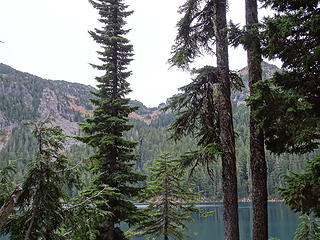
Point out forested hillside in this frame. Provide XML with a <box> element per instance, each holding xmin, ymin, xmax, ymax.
<box><xmin>0</xmin><ymin>62</ymin><xmax>318</xmax><ymax>200</ymax></box>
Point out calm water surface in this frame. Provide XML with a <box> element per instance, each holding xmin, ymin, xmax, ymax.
<box><xmin>133</xmin><ymin>202</ymin><xmax>300</xmax><ymax>240</ymax></box>
<box><xmin>1</xmin><ymin>202</ymin><xmax>299</xmax><ymax>240</ymax></box>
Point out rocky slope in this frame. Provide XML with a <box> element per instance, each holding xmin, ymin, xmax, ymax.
<box><xmin>0</xmin><ymin>63</ymin><xmax>95</xmax><ymax>150</ymax></box>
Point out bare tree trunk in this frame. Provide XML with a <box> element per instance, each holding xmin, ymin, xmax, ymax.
<box><xmin>245</xmin><ymin>0</ymin><xmax>268</xmax><ymax>239</ymax></box>
<box><xmin>0</xmin><ymin>185</ymin><xmax>22</xmax><ymax>229</ymax></box>
<box><xmin>214</xmin><ymin>1</ymin><xmax>239</xmax><ymax>239</ymax></box>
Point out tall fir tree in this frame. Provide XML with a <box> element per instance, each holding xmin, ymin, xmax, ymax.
<box><xmin>78</xmin><ymin>0</ymin><xmax>145</xmax><ymax>239</ymax></box>
<box><xmin>214</xmin><ymin>1</ymin><xmax>240</xmax><ymax>239</ymax></box>
<box><xmin>245</xmin><ymin>1</ymin><xmax>268</xmax><ymax>239</ymax></box>
<box><xmin>247</xmin><ymin>0</ymin><xmax>320</xmax><ymax>234</ymax></box>
<box><xmin>231</xmin><ymin>0</ymin><xmax>320</xmax><ymax>236</ymax></box>
<box><xmin>170</xmin><ymin>1</ymin><xmax>240</xmax><ymax>239</ymax></box>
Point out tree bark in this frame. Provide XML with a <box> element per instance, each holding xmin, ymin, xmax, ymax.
<box><xmin>0</xmin><ymin>185</ymin><xmax>23</xmax><ymax>229</ymax></box>
<box><xmin>245</xmin><ymin>0</ymin><xmax>268</xmax><ymax>239</ymax></box>
<box><xmin>214</xmin><ymin>1</ymin><xmax>239</xmax><ymax>239</ymax></box>
<box><xmin>101</xmin><ymin>220</ymin><xmax>115</xmax><ymax>240</ymax></box>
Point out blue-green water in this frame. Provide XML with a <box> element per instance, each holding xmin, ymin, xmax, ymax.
<box><xmin>1</xmin><ymin>202</ymin><xmax>299</xmax><ymax>240</ymax></box>
<box><xmin>134</xmin><ymin>202</ymin><xmax>300</xmax><ymax>240</ymax></box>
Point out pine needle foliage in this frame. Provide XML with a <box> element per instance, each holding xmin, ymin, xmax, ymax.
<box><xmin>169</xmin><ymin>0</ymin><xmax>216</xmax><ymax>69</ymax></box>
<box><xmin>170</xmin><ymin>1</ymin><xmax>240</xmax><ymax>238</ymax></box>
<box><xmin>61</xmin><ymin>185</ymin><xmax>116</xmax><ymax>240</ymax></box>
<box><xmin>165</xmin><ymin>66</ymin><xmax>242</xmax><ymax>179</ymax></box>
<box><xmin>1</xmin><ymin>117</ymin><xmax>80</xmax><ymax>240</ymax></box>
<box><xmin>77</xmin><ymin>0</ymin><xmax>146</xmax><ymax>239</ymax></box>
<box><xmin>247</xmin><ymin>0</ymin><xmax>320</xmax><ymax>154</ymax></box>
<box><xmin>247</xmin><ymin>0</ymin><xmax>320</xmax><ymax>233</ymax></box>
<box><xmin>278</xmin><ymin>155</ymin><xmax>320</xmax><ymax>217</ymax></box>
<box><xmin>294</xmin><ymin>214</ymin><xmax>320</xmax><ymax>240</ymax></box>
<box><xmin>135</xmin><ymin>153</ymin><xmax>207</xmax><ymax>240</ymax></box>
<box><xmin>0</xmin><ymin>163</ymin><xmax>16</xmax><ymax>206</ymax></box>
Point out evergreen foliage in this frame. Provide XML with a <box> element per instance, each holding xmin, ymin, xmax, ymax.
<box><xmin>246</xmin><ymin>0</ymin><xmax>320</xmax><ymax>220</ymax></box>
<box><xmin>0</xmin><ymin>61</ymin><xmax>317</xmax><ymax>202</ymax></box>
<box><xmin>165</xmin><ymin>66</ymin><xmax>242</xmax><ymax>180</ymax></box>
<box><xmin>0</xmin><ymin>163</ymin><xmax>16</xmax><ymax>206</ymax></box>
<box><xmin>77</xmin><ymin>0</ymin><xmax>146</xmax><ymax>238</ymax></box>
<box><xmin>248</xmin><ymin>0</ymin><xmax>320</xmax><ymax>154</ymax></box>
<box><xmin>278</xmin><ymin>155</ymin><xmax>320</xmax><ymax>217</ymax></box>
<box><xmin>170</xmin><ymin>1</ymin><xmax>240</xmax><ymax>238</ymax></box>
<box><xmin>169</xmin><ymin>0</ymin><xmax>216</xmax><ymax>69</ymax></box>
<box><xmin>61</xmin><ymin>184</ymin><xmax>115</xmax><ymax>240</ymax></box>
<box><xmin>1</xmin><ymin>117</ymin><xmax>79</xmax><ymax>239</ymax></box>
<box><xmin>294</xmin><ymin>214</ymin><xmax>320</xmax><ymax>240</ymax></box>
<box><xmin>135</xmin><ymin>153</ymin><xmax>206</xmax><ymax>240</ymax></box>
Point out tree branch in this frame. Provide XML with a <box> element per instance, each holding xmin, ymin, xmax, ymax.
<box><xmin>0</xmin><ymin>185</ymin><xmax>23</xmax><ymax>229</ymax></box>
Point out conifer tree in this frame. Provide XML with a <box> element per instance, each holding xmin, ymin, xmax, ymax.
<box><xmin>135</xmin><ymin>153</ymin><xmax>205</xmax><ymax>240</ymax></box>
<box><xmin>248</xmin><ymin>0</ymin><xmax>320</xmax><ymax>154</ymax></box>
<box><xmin>247</xmin><ymin>0</ymin><xmax>320</xmax><ymax>233</ymax></box>
<box><xmin>170</xmin><ymin>1</ymin><xmax>240</xmax><ymax>239</ymax></box>
<box><xmin>77</xmin><ymin>0</ymin><xmax>145</xmax><ymax>239</ymax></box>
<box><xmin>245</xmin><ymin>1</ymin><xmax>268</xmax><ymax>239</ymax></box>
<box><xmin>1</xmin><ymin>117</ymin><xmax>79</xmax><ymax>240</ymax></box>
<box><xmin>166</xmin><ymin>66</ymin><xmax>242</xmax><ymax>182</ymax></box>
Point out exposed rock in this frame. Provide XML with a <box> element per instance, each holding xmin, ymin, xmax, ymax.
<box><xmin>38</xmin><ymin>88</ymin><xmax>60</xmax><ymax>119</ymax></box>
<box><xmin>37</xmin><ymin>88</ymin><xmax>81</xmax><ymax>148</ymax></box>
<box><xmin>23</xmin><ymin>92</ymin><xmax>33</xmax><ymax>107</ymax></box>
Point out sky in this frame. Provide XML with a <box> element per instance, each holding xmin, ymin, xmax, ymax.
<box><xmin>0</xmin><ymin>0</ymin><xmax>278</xmax><ymax>107</ymax></box>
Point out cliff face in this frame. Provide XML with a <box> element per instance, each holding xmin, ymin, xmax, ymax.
<box><xmin>0</xmin><ymin>63</ymin><xmax>95</xmax><ymax>150</ymax></box>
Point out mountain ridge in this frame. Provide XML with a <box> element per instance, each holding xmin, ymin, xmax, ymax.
<box><xmin>0</xmin><ymin>61</ymin><xmax>280</xmax><ymax>150</ymax></box>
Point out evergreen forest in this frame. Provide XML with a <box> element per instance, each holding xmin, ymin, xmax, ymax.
<box><xmin>0</xmin><ymin>0</ymin><xmax>319</xmax><ymax>239</ymax></box>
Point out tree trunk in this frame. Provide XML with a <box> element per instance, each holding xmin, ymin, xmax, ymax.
<box><xmin>101</xmin><ymin>220</ymin><xmax>115</xmax><ymax>240</ymax></box>
<box><xmin>245</xmin><ymin>0</ymin><xmax>268</xmax><ymax>239</ymax></box>
<box><xmin>214</xmin><ymin>1</ymin><xmax>239</xmax><ymax>239</ymax></box>
<box><xmin>164</xmin><ymin>158</ymin><xmax>169</xmax><ymax>240</ymax></box>
<box><xmin>0</xmin><ymin>185</ymin><xmax>23</xmax><ymax>229</ymax></box>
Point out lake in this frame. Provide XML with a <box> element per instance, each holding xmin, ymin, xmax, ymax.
<box><xmin>1</xmin><ymin>202</ymin><xmax>299</xmax><ymax>240</ymax></box>
<box><xmin>133</xmin><ymin>202</ymin><xmax>300</xmax><ymax>240</ymax></box>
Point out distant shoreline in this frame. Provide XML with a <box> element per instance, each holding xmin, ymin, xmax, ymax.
<box><xmin>135</xmin><ymin>199</ymin><xmax>284</xmax><ymax>207</ymax></box>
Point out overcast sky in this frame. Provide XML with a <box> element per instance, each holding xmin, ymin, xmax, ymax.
<box><xmin>0</xmin><ymin>0</ymin><xmax>278</xmax><ymax>107</ymax></box>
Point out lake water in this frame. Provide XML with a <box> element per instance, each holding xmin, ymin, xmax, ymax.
<box><xmin>133</xmin><ymin>202</ymin><xmax>300</xmax><ymax>240</ymax></box>
<box><xmin>1</xmin><ymin>202</ymin><xmax>299</xmax><ymax>240</ymax></box>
